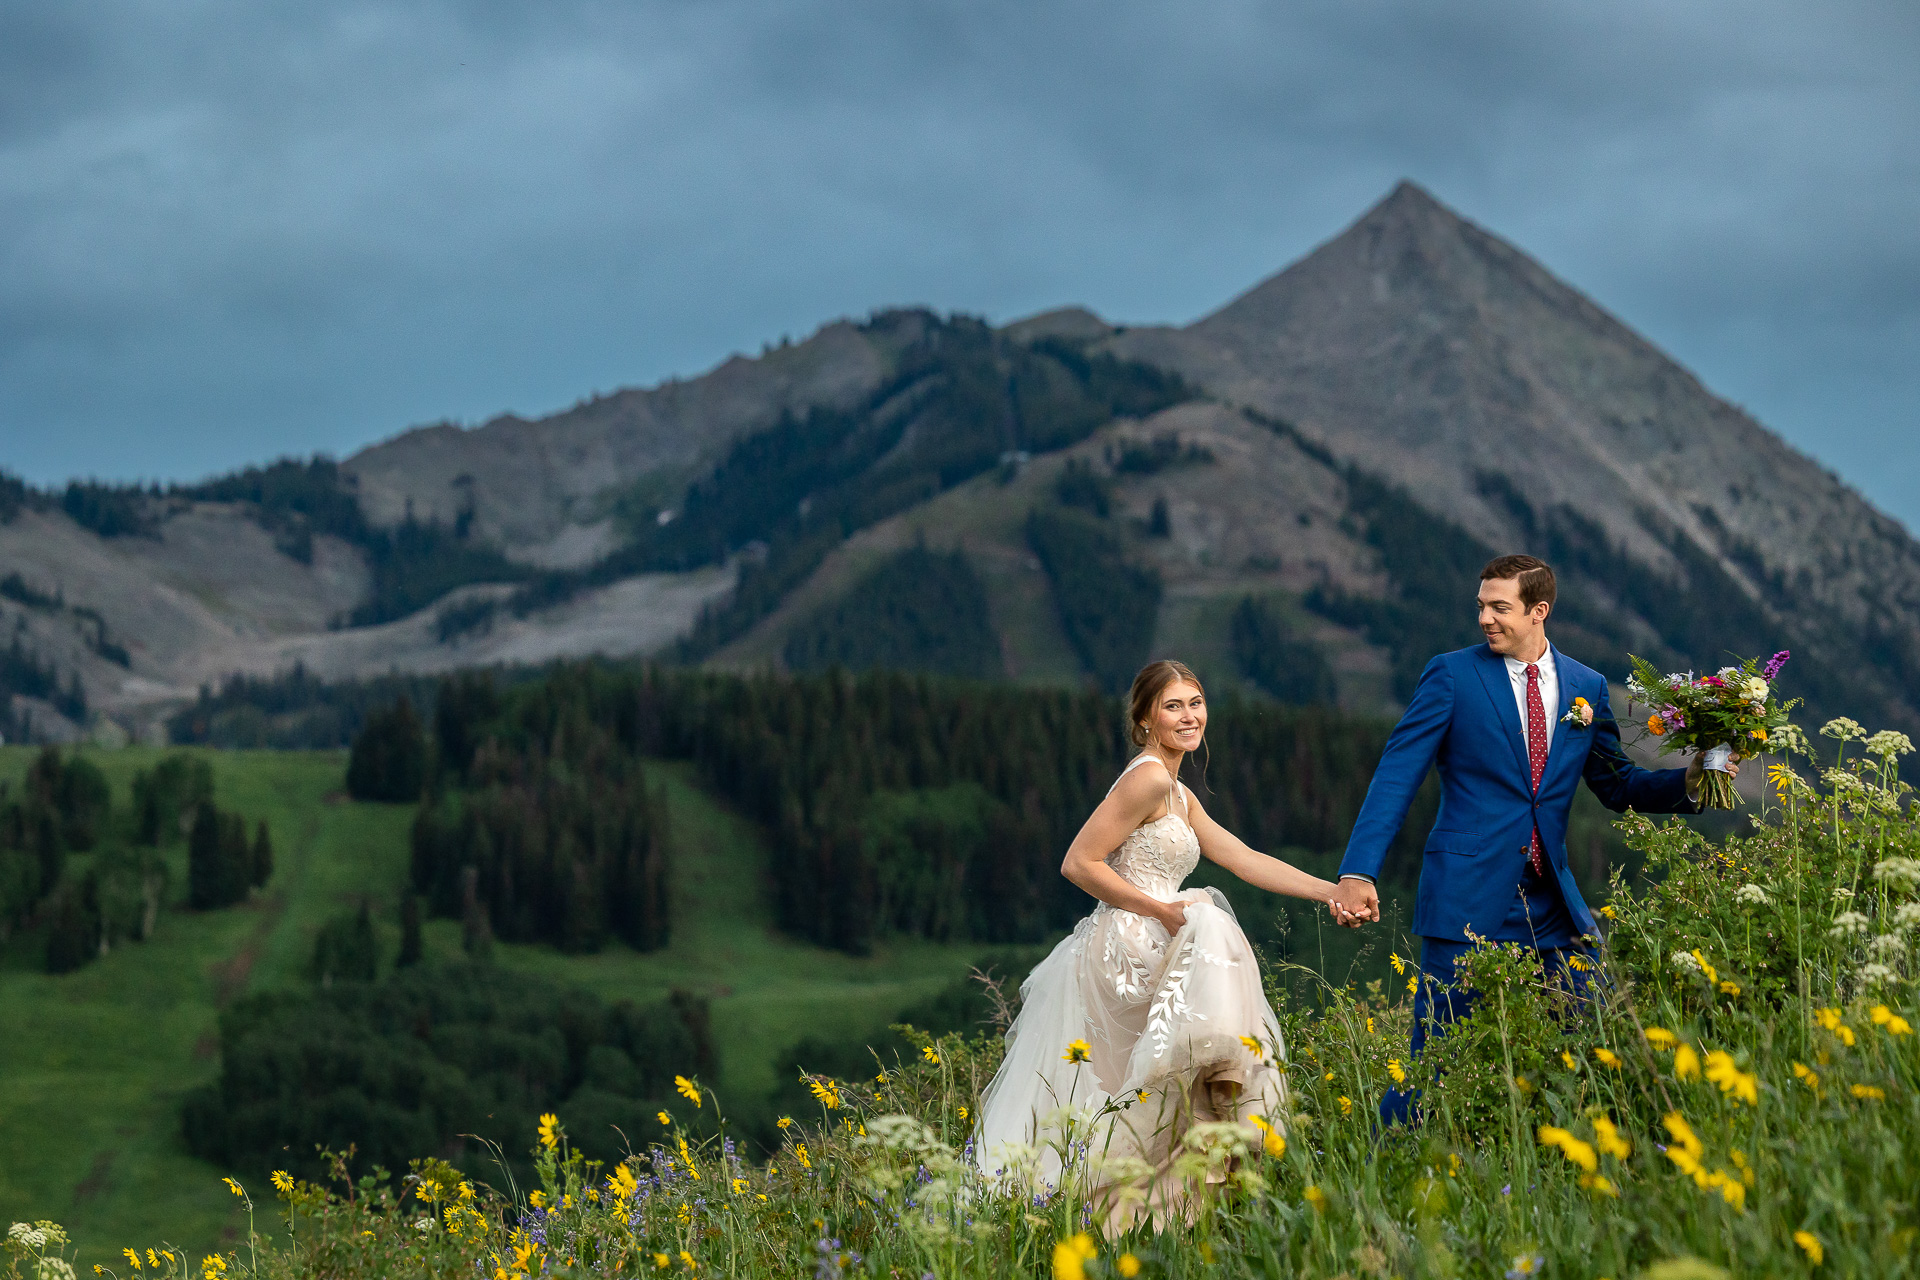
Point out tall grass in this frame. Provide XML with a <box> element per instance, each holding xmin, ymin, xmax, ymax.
<box><xmin>14</xmin><ymin>722</ymin><xmax>1917</xmax><ymax>1279</ymax></box>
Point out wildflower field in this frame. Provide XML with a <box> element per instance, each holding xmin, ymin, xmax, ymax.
<box><xmin>11</xmin><ymin>720</ymin><xmax>1914</xmax><ymax>1279</ymax></box>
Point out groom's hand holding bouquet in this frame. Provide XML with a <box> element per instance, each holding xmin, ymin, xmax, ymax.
<box><xmin>1626</xmin><ymin>650</ymin><xmax>1798</xmax><ymax>809</ymax></box>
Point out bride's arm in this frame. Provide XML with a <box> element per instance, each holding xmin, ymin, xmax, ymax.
<box><xmin>1060</xmin><ymin>767</ymin><xmax>1190</xmax><ymax>934</ymax></box>
<box><xmin>1187</xmin><ymin>791</ymin><xmax>1351</xmax><ymax>920</ymax></box>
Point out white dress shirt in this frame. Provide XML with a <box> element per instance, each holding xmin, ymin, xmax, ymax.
<box><xmin>1504</xmin><ymin>645</ymin><xmax>1558</xmax><ymax>757</ymax></box>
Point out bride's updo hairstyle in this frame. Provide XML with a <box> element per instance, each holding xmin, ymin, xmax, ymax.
<box><xmin>1128</xmin><ymin>659</ymin><xmax>1204</xmax><ymax>747</ymax></box>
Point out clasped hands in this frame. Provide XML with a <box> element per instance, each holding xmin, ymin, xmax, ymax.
<box><xmin>1328</xmin><ymin>876</ymin><xmax>1377</xmax><ymax>928</ymax></box>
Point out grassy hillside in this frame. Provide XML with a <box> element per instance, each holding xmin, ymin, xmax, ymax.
<box><xmin>0</xmin><ymin>747</ymin><xmax>986</xmax><ymax>1268</ymax></box>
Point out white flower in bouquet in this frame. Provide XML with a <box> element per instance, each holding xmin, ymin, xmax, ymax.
<box><xmin>1856</xmin><ymin>962</ymin><xmax>1899</xmax><ymax>986</ymax></box>
<box><xmin>1733</xmin><ymin>884</ymin><xmax>1770</xmax><ymax>906</ymax></box>
<box><xmin>1867</xmin><ymin>932</ymin><xmax>1908</xmax><ymax>958</ymax></box>
<box><xmin>1741</xmin><ymin>676</ymin><xmax>1768</xmax><ymax>705</ymax></box>
<box><xmin>1829</xmin><ymin>911</ymin><xmax>1870</xmax><ymax>938</ymax></box>
<box><xmin>1873</xmin><ymin>857</ymin><xmax>1920</xmax><ymax>892</ymax></box>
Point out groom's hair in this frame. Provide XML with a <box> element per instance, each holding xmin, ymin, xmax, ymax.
<box><xmin>1481</xmin><ymin>554</ymin><xmax>1557</xmax><ymax>611</ymax></box>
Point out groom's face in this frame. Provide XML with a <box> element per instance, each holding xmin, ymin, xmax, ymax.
<box><xmin>1477</xmin><ymin>575</ymin><xmax>1550</xmax><ymax>656</ymax></box>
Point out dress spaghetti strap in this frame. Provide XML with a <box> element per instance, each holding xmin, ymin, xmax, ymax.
<box><xmin>1111</xmin><ymin>753</ymin><xmax>1189</xmax><ymax>828</ymax></box>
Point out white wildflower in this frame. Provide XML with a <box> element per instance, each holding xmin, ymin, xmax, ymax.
<box><xmin>1866</xmin><ymin>731</ymin><xmax>1916</xmax><ymax>758</ymax></box>
<box><xmin>1867</xmin><ymin>932</ymin><xmax>1908</xmax><ymax>958</ymax></box>
<box><xmin>1829</xmin><ymin>911</ymin><xmax>1871</xmax><ymax>938</ymax></box>
<box><xmin>1856</xmin><ymin>963</ymin><xmax>1899</xmax><ymax>986</ymax></box>
<box><xmin>1894</xmin><ymin>902</ymin><xmax>1920</xmax><ymax>929</ymax></box>
<box><xmin>413</xmin><ymin>1217</ymin><xmax>435</xmax><ymax>1233</ymax></box>
<box><xmin>7</xmin><ymin>1225</ymin><xmax>46</xmax><ymax>1251</ymax></box>
<box><xmin>1823</xmin><ymin>769</ymin><xmax>1865</xmax><ymax>795</ymax></box>
<box><xmin>1834</xmin><ymin>886</ymin><xmax>1856</xmax><ymax>901</ymax></box>
<box><xmin>36</xmin><ymin>1260</ymin><xmax>76</xmax><ymax>1280</ymax></box>
<box><xmin>1773</xmin><ymin>723</ymin><xmax>1812</xmax><ymax>755</ymax></box>
<box><xmin>1733</xmin><ymin>883</ymin><xmax>1770</xmax><ymax>906</ymax></box>
<box><xmin>1670</xmin><ymin>949</ymin><xmax>1704</xmax><ymax>974</ymax></box>
<box><xmin>1822</xmin><ymin>717</ymin><xmax>1867</xmax><ymax>741</ymax></box>
<box><xmin>1873</xmin><ymin>857</ymin><xmax>1920</xmax><ymax>892</ymax></box>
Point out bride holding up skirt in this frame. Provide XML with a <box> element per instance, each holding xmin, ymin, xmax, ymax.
<box><xmin>971</xmin><ymin>660</ymin><xmax>1356</xmax><ymax>1223</ymax></box>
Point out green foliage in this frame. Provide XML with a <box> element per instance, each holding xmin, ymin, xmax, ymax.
<box><xmin>1229</xmin><ymin>595</ymin><xmax>1336</xmax><ymax>705</ymax></box>
<box><xmin>308</xmin><ymin>903</ymin><xmax>377</xmax><ymax>986</ymax></box>
<box><xmin>1112</xmin><ymin>431</ymin><xmax>1214</xmax><ymax>475</ymax></box>
<box><xmin>0</xmin><ymin>631</ymin><xmax>86</xmax><ymax>725</ymax></box>
<box><xmin>783</xmin><ymin>546</ymin><xmax>1002</xmax><ymax>679</ymax></box>
<box><xmin>131</xmin><ymin>753</ymin><xmax>214</xmax><ymax>844</ymax></box>
<box><xmin>410</xmin><ymin>717</ymin><xmax>672</xmax><ymax>954</ymax></box>
<box><xmin>169</xmin><ymin>666</ymin><xmax>454</xmax><ymax>750</ymax></box>
<box><xmin>179</xmin><ymin>962</ymin><xmax>716</xmax><ymax>1184</ymax></box>
<box><xmin>60</xmin><ymin>480</ymin><xmax>157</xmax><ymax>539</ymax></box>
<box><xmin>347</xmin><ymin>516</ymin><xmax>529</xmax><ymax>628</ymax></box>
<box><xmin>188</xmin><ymin>803</ymin><xmax>254</xmax><ymax>910</ymax></box>
<box><xmin>344</xmin><ymin>699</ymin><xmax>426</xmax><ymax>803</ymax></box>
<box><xmin>1053</xmin><ymin>459</ymin><xmax>1112</xmax><ymax>517</ymax></box>
<box><xmin>1026</xmin><ymin>507</ymin><xmax>1162</xmax><ymax>692</ymax></box>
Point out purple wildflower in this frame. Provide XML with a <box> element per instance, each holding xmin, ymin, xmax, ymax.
<box><xmin>1762</xmin><ymin>649</ymin><xmax>1791</xmax><ymax>680</ymax></box>
<box><xmin>1660</xmin><ymin>705</ymin><xmax>1688</xmax><ymax>731</ymax></box>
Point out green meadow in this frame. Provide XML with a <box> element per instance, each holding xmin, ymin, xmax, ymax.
<box><xmin>0</xmin><ymin>747</ymin><xmax>986</xmax><ymax>1268</ymax></box>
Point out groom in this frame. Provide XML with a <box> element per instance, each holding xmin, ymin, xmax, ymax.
<box><xmin>1329</xmin><ymin>555</ymin><xmax>1728</xmax><ymax>1119</ymax></box>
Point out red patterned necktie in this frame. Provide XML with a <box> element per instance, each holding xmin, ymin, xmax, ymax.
<box><xmin>1525</xmin><ymin>663</ymin><xmax>1548</xmax><ymax>877</ymax></box>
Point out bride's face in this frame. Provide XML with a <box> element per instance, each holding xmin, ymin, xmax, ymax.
<box><xmin>1145</xmin><ymin>680</ymin><xmax>1206</xmax><ymax>753</ymax></box>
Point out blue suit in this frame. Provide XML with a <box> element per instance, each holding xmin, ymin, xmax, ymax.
<box><xmin>1340</xmin><ymin>643</ymin><xmax>1698</xmax><ymax>1120</ymax></box>
<box><xmin>1338</xmin><ymin>642</ymin><xmax>1694</xmax><ymax>941</ymax></box>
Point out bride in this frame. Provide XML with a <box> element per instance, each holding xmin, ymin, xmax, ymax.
<box><xmin>971</xmin><ymin>660</ymin><xmax>1355</xmax><ymax>1219</ymax></box>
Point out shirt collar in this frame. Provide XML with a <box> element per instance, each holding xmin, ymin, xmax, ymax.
<box><xmin>1504</xmin><ymin>644</ymin><xmax>1555</xmax><ymax>679</ymax></box>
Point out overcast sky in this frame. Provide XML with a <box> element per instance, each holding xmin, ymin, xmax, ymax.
<box><xmin>3</xmin><ymin>1</ymin><xmax>1916</xmax><ymax>527</ymax></box>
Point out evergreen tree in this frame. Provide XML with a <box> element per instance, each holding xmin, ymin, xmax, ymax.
<box><xmin>44</xmin><ymin>880</ymin><xmax>97</xmax><ymax>974</ymax></box>
<box><xmin>309</xmin><ymin>902</ymin><xmax>377</xmax><ymax>986</ymax></box>
<box><xmin>345</xmin><ymin>698</ymin><xmax>427</xmax><ymax>802</ymax></box>
<box><xmin>397</xmin><ymin>892</ymin><xmax>423</xmax><ymax>968</ymax></box>
<box><xmin>188</xmin><ymin>803</ymin><xmax>249</xmax><ymax>909</ymax></box>
<box><xmin>250</xmin><ymin>820</ymin><xmax>274</xmax><ymax>888</ymax></box>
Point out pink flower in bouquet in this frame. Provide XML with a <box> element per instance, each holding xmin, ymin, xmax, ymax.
<box><xmin>1661</xmin><ymin>705</ymin><xmax>1688</xmax><ymax>731</ymax></box>
<box><xmin>1698</xmin><ymin>676</ymin><xmax>1725</xmax><ymax>689</ymax></box>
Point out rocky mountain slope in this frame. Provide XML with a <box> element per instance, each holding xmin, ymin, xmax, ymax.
<box><xmin>3</xmin><ymin>182</ymin><xmax>1915</xmax><ymax>741</ymax></box>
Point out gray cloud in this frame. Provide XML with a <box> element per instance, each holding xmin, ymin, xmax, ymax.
<box><xmin>2</xmin><ymin>0</ymin><xmax>1916</xmax><ymax>526</ymax></box>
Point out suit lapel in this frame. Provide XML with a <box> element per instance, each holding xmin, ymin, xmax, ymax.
<box><xmin>1474</xmin><ymin>646</ymin><xmax>1532</xmax><ymax>784</ymax></box>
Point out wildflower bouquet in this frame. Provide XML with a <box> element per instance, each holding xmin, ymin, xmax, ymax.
<box><xmin>1625</xmin><ymin>649</ymin><xmax>1798</xmax><ymax>808</ymax></box>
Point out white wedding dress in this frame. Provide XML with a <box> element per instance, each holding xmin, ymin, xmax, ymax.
<box><xmin>972</xmin><ymin>755</ymin><xmax>1288</xmax><ymax>1218</ymax></box>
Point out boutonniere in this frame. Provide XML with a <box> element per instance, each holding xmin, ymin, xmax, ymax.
<box><xmin>1561</xmin><ymin>697</ymin><xmax>1594</xmax><ymax>727</ymax></box>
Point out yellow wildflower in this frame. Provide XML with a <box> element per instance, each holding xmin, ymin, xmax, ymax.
<box><xmin>1704</xmin><ymin>1168</ymin><xmax>1747</xmax><ymax>1211</ymax></box>
<box><xmin>1561</xmin><ymin>1051</ymin><xmax>1578</xmax><ymax>1070</ymax></box>
<box><xmin>1662</xmin><ymin>1112</ymin><xmax>1704</xmax><ymax>1159</ymax></box>
<box><xmin>1851</xmin><ymin>1084</ymin><xmax>1886</xmax><ymax>1101</ymax></box>
<box><xmin>1249</xmin><ymin>1113</ymin><xmax>1287</xmax><ymax>1158</ymax></box>
<box><xmin>808</xmin><ymin>1077</ymin><xmax>842</xmax><ymax>1108</ymax></box>
<box><xmin>679</xmin><ymin>1251</ymin><xmax>697</xmax><ymax>1271</ymax></box>
<box><xmin>1568</xmin><ymin>953</ymin><xmax>1594</xmax><ymax>972</ymax></box>
<box><xmin>1793</xmin><ymin>1231</ymin><xmax>1824</xmax><ymax>1265</ymax></box>
<box><xmin>1579</xmin><ymin>1173</ymin><xmax>1619</xmax><ymax>1197</ymax></box>
<box><xmin>1064</xmin><ymin>1039</ymin><xmax>1092</xmax><ymax>1064</ymax></box>
<box><xmin>1337</xmin><ymin>1095</ymin><xmax>1353</xmax><ymax>1116</ymax></box>
<box><xmin>1366</xmin><ymin>1016</ymin><xmax>1375</xmax><ymax>1035</ymax></box>
<box><xmin>1387</xmin><ymin>1058</ymin><xmax>1406</xmax><ymax>1085</ymax></box>
<box><xmin>1718</xmin><ymin>980</ymin><xmax>1741</xmax><ymax>996</ymax></box>
<box><xmin>657</xmin><ymin>1111</ymin><xmax>671</xmax><ymax>1125</ymax></box>
<box><xmin>1052</xmin><ymin>1232</ymin><xmax>1098</xmax><ymax>1280</ymax></box>
<box><xmin>1537</xmin><ymin>1125</ymin><xmax>1597</xmax><ymax>1173</ymax></box>
<box><xmin>777</xmin><ymin>1116</ymin><xmax>793</xmax><ymax>1129</ymax></box>
<box><xmin>538</xmin><ymin>1113</ymin><xmax>560</xmax><ymax>1149</ymax></box>
<box><xmin>1690</xmin><ymin>949</ymin><xmax>1719</xmax><ymax>985</ymax></box>
<box><xmin>1792</xmin><ymin>1061</ymin><xmax>1822</xmax><ymax>1095</ymax></box>
<box><xmin>201</xmin><ymin>1257</ymin><xmax>227</xmax><ymax>1278</ymax></box>
<box><xmin>1389</xmin><ymin>952</ymin><xmax>1406</xmax><ymax>975</ymax></box>
<box><xmin>1592</xmin><ymin>1115</ymin><xmax>1631</xmax><ymax>1160</ymax></box>
<box><xmin>1703</xmin><ymin>1050</ymin><xmax>1760</xmax><ymax>1105</ymax></box>
<box><xmin>610</xmin><ymin>1165</ymin><xmax>640</xmax><ymax>1201</ymax></box>
<box><xmin>125</xmin><ymin>1250</ymin><xmax>142</xmax><ymax>1272</ymax></box>
<box><xmin>1814</xmin><ymin>1007</ymin><xmax>1856</xmax><ymax>1046</ymax></box>
<box><xmin>795</xmin><ymin>1143</ymin><xmax>811</xmax><ymax>1169</ymax></box>
<box><xmin>1674</xmin><ymin>1044</ymin><xmax>1701</xmax><ymax>1080</ymax></box>
<box><xmin>1513</xmin><ymin>1075</ymin><xmax>1534</xmax><ymax>1094</ymax></box>
<box><xmin>958</xmin><ymin>1106</ymin><xmax>968</xmax><ymax>1119</ymax></box>
<box><xmin>1323</xmin><ymin>1071</ymin><xmax>1335</xmax><ymax>1082</ymax></box>
<box><xmin>675</xmin><ymin>1076</ymin><xmax>702</xmax><ymax>1108</ymax></box>
<box><xmin>1407</xmin><ymin>975</ymin><xmax>1419</xmax><ymax>995</ymax></box>
<box><xmin>511</xmin><ymin>1241</ymin><xmax>538</xmax><ymax>1273</ymax></box>
<box><xmin>1869</xmin><ymin>1005</ymin><xmax>1914</xmax><ymax>1036</ymax></box>
<box><xmin>222</xmin><ymin>1178</ymin><xmax>245</xmax><ymax>1199</ymax></box>
<box><xmin>1303</xmin><ymin>1184</ymin><xmax>1327</xmax><ymax>1211</ymax></box>
<box><xmin>527</xmin><ymin>1191</ymin><xmax>546</xmax><ymax>1209</ymax></box>
<box><xmin>270</xmin><ymin>1170</ymin><xmax>293</xmax><ymax>1195</ymax></box>
<box><xmin>1593</xmin><ymin>1047</ymin><xmax>1622</xmax><ymax>1069</ymax></box>
<box><xmin>654</xmin><ymin>1255</ymin><xmax>671</xmax><ymax>1270</ymax></box>
<box><xmin>1238</xmin><ymin>1034</ymin><xmax>1264</xmax><ymax>1056</ymax></box>
<box><xmin>1598</xmin><ymin>904</ymin><xmax>1617</xmax><ymax>920</ymax></box>
<box><xmin>1643</xmin><ymin>1026</ymin><xmax>1677</xmax><ymax>1050</ymax></box>
<box><xmin>678</xmin><ymin>1134</ymin><xmax>700</xmax><ymax>1180</ymax></box>
<box><xmin>922</xmin><ymin>1045</ymin><xmax>941</xmax><ymax>1065</ymax></box>
<box><xmin>731</xmin><ymin>1177</ymin><xmax>749</xmax><ymax>1194</ymax></box>
<box><xmin>1117</xmin><ymin>1255</ymin><xmax>1143</xmax><ymax>1279</ymax></box>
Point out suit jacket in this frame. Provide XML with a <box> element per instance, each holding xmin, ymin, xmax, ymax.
<box><xmin>1336</xmin><ymin>642</ymin><xmax>1696</xmax><ymax>942</ymax></box>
